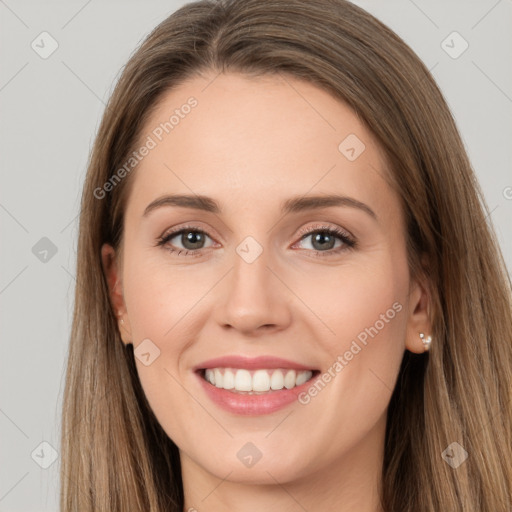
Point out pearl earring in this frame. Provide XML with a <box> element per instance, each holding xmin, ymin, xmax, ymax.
<box><xmin>419</xmin><ymin>332</ymin><xmax>432</xmax><ymax>352</ymax></box>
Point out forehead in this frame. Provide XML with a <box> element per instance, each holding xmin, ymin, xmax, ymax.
<box><xmin>126</xmin><ymin>72</ymin><xmax>395</xmax><ymax>218</ymax></box>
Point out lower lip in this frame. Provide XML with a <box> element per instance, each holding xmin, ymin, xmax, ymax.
<box><xmin>196</xmin><ymin>371</ymin><xmax>319</xmax><ymax>416</ymax></box>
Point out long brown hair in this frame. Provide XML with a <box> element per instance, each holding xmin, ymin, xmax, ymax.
<box><xmin>61</xmin><ymin>1</ymin><xmax>512</xmax><ymax>510</ymax></box>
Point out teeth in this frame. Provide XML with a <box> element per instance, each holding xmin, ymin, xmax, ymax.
<box><xmin>270</xmin><ymin>370</ymin><xmax>284</xmax><ymax>390</ymax></box>
<box><xmin>203</xmin><ymin>368</ymin><xmax>313</xmax><ymax>393</ymax></box>
<box><xmin>234</xmin><ymin>369</ymin><xmax>252</xmax><ymax>391</ymax></box>
<box><xmin>214</xmin><ymin>369</ymin><xmax>223</xmax><ymax>389</ymax></box>
<box><xmin>295</xmin><ymin>370</ymin><xmax>310</xmax><ymax>386</ymax></box>
<box><xmin>253</xmin><ymin>370</ymin><xmax>270</xmax><ymax>392</ymax></box>
<box><xmin>222</xmin><ymin>369</ymin><xmax>235</xmax><ymax>390</ymax></box>
<box><xmin>284</xmin><ymin>370</ymin><xmax>296</xmax><ymax>389</ymax></box>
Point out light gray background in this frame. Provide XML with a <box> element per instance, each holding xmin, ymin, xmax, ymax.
<box><xmin>1</xmin><ymin>1</ymin><xmax>511</xmax><ymax>510</ymax></box>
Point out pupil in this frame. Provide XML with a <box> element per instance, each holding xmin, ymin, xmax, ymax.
<box><xmin>183</xmin><ymin>231</ymin><xmax>204</xmax><ymax>249</ymax></box>
<box><xmin>313</xmin><ymin>232</ymin><xmax>334</xmax><ymax>250</ymax></box>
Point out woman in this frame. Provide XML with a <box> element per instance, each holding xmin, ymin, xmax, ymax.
<box><xmin>60</xmin><ymin>0</ymin><xmax>512</xmax><ymax>510</ymax></box>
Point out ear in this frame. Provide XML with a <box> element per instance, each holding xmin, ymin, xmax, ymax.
<box><xmin>404</xmin><ymin>274</ymin><xmax>432</xmax><ymax>354</ymax></box>
<box><xmin>101</xmin><ymin>243</ymin><xmax>132</xmax><ymax>345</ymax></box>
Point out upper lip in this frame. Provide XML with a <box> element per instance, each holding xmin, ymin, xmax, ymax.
<box><xmin>194</xmin><ymin>355</ymin><xmax>317</xmax><ymax>371</ymax></box>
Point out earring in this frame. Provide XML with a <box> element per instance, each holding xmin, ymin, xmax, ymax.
<box><xmin>117</xmin><ymin>311</ymin><xmax>124</xmax><ymax>325</ymax></box>
<box><xmin>419</xmin><ymin>332</ymin><xmax>432</xmax><ymax>352</ymax></box>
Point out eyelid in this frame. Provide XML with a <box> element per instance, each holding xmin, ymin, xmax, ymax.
<box><xmin>158</xmin><ymin>222</ymin><xmax>219</xmax><ymax>243</ymax></box>
<box><xmin>294</xmin><ymin>222</ymin><xmax>354</xmax><ymax>242</ymax></box>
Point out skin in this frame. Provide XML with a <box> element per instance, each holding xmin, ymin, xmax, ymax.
<box><xmin>102</xmin><ymin>72</ymin><xmax>431</xmax><ymax>512</ymax></box>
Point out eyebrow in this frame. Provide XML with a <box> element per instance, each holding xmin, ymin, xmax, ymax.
<box><xmin>143</xmin><ymin>193</ymin><xmax>377</xmax><ymax>220</ymax></box>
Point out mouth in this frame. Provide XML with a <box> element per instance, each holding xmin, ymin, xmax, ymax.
<box><xmin>198</xmin><ymin>367</ymin><xmax>320</xmax><ymax>394</ymax></box>
<box><xmin>193</xmin><ymin>355</ymin><xmax>321</xmax><ymax>415</ymax></box>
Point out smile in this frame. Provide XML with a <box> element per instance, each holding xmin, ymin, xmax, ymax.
<box><xmin>194</xmin><ymin>356</ymin><xmax>320</xmax><ymax>415</ymax></box>
<box><xmin>202</xmin><ymin>368</ymin><xmax>316</xmax><ymax>393</ymax></box>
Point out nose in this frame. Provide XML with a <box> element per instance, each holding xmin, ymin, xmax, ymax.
<box><xmin>213</xmin><ymin>244</ymin><xmax>293</xmax><ymax>336</ymax></box>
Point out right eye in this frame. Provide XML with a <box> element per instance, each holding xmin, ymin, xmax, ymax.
<box><xmin>156</xmin><ymin>226</ymin><xmax>217</xmax><ymax>256</ymax></box>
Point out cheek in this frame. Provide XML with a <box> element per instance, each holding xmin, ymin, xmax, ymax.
<box><xmin>122</xmin><ymin>251</ymin><xmax>211</xmax><ymax>343</ymax></box>
<box><xmin>288</xmin><ymin>249</ymin><xmax>409</xmax><ymax>435</ymax></box>
<box><xmin>337</xmin><ymin>268</ymin><xmax>406</xmax><ymax>355</ymax></box>
<box><xmin>283</xmin><ymin>255</ymin><xmax>409</xmax><ymax>470</ymax></box>
<box><xmin>120</xmin><ymin>250</ymin><xmax>220</xmax><ymax>416</ymax></box>
<box><xmin>120</xmin><ymin>253</ymin><xmax>205</xmax><ymax>437</ymax></box>
<box><xmin>292</xmin><ymin>253</ymin><xmax>409</xmax><ymax>358</ymax></box>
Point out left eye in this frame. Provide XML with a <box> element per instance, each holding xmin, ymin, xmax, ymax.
<box><xmin>295</xmin><ymin>229</ymin><xmax>351</xmax><ymax>252</ymax></box>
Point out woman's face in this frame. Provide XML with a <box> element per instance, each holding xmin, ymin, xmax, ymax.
<box><xmin>103</xmin><ymin>72</ymin><xmax>429</xmax><ymax>487</ymax></box>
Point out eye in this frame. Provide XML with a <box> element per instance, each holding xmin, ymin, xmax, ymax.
<box><xmin>156</xmin><ymin>225</ymin><xmax>216</xmax><ymax>256</ymax></box>
<box><xmin>292</xmin><ymin>224</ymin><xmax>356</xmax><ymax>256</ymax></box>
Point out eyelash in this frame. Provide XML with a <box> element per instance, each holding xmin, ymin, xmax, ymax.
<box><xmin>155</xmin><ymin>224</ymin><xmax>357</xmax><ymax>258</ymax></box>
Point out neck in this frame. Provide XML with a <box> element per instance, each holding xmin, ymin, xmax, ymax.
<box><xmin>181</xmin><ymin>413</ymin><xmax>386</xmax><ymax>512</ymax></box>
